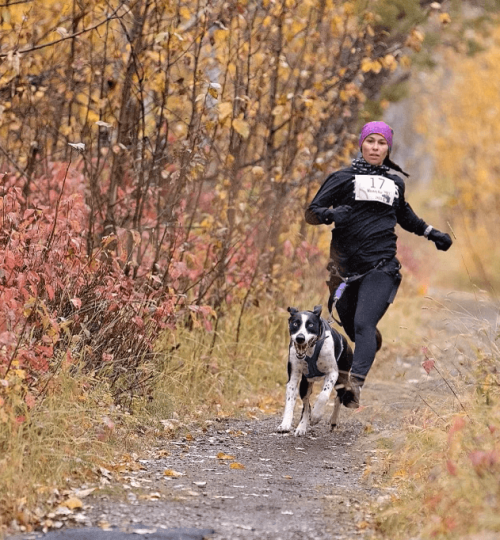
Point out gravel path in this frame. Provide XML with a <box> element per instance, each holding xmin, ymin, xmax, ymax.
<box><xmin>13</xmin><ymin>409</ymin><xmax>379</xmax><ymax>540</ymax></box>
<box><xmin>106</xmin><ymin>414</ymin><xmax>370</xmax><ymax>540</ymax></box>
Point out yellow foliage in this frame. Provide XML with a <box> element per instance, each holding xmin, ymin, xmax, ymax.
<box><xmin>232</xmin><ymin>117</ymin><xmax>250</xmax><ymax>139</ymax></box>
<box><xmin>417</xmin><ymin>25</ymin><xmax>500</xmax><ymax>288</ymax></box>
<box><xmin>218</xmin><ymin>102</ymin><xmax>233</xmax><ymax>122</ymax></box>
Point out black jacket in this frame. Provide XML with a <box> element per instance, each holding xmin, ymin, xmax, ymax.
<box><xmin>305</xmin><ymin>166</ymin><xmax>428</xmax><ymax>276</ymax></box>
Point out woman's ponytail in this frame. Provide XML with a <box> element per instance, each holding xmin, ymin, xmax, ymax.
<box><xmin>384</xmin><ymin>156</ymin><xmax>410</xmax><ymax>177</ymax></box>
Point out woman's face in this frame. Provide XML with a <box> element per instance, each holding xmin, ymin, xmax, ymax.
<box><xmin>361</xmin><ymin>133</ymin><xmax>389</xmax><ymax>166</ymax></box>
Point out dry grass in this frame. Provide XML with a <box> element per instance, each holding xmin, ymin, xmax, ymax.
<box><xmin>0</xmin><ymin>369</ymin><xmax>125</xmax><ymax>534</ymax></box>
<box><xmin>369</xmin><ymin>291</ymin><xmax>500</xmax><ymax>540</ymax></box>
<box><xmin>374</xmin><ymin>387</ymin><xmax>500</xmax><ymax>539</ymax></box>
<box><xmin>148</xmin><ymin>303</ymin><xmax>292</xmax><ymax>418</ymax></box>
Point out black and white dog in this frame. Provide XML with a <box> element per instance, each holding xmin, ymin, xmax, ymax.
<box><xmin>277</xmin><ymin>305</ymin><xmax>353</xmax><ymax>437</ymax></box>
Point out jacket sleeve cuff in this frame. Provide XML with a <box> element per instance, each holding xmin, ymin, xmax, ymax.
<box><xmin>423</xmin><ymin>225</ymin><xmax>434</xmax><ymax>238</ymax></box>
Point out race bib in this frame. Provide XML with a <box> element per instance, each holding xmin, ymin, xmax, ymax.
<box><xmin>353</xmin><ymin>175</ymin><xmax>398</xmax><ymax>206</ymax></box>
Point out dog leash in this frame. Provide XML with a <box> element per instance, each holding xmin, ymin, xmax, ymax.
<box><xmin>327</xmin><ymin>259</ymin><xmax>393</xmax><ymax>326</ymax></box>
<box><xmin>328</xmin><ymin>282</ymin><xmax>346</xmax><ymax>327</ymax></box>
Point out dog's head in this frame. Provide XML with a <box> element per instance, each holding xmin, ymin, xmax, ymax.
<box><xmin>287</xmin><ymin>305</ymin><xmax>323</xmax><ymax>357</ymax></box>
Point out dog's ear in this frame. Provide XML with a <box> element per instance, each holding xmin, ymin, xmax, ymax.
<box><xmin>287</xmin><ymin>307</ymin><xmax>299</xmax><ymax>316</ymax></box>
<box><xmin>312</xmin><ymin>305</ymin><xmax>322</xmax><ymax>317</ymax></box>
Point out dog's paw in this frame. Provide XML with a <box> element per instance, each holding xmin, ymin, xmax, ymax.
<box><xmin>294</xmin><ymin>426</ymin><xmax>307</xmax><ymax>437</ymax></box>
<box><xmin>329</xmin><ymin>423</ymin><xmax>337</xmax><ymax>431</ymax></box>
<box><xmin>277</xmin><ymin>423</ymin><xmax>292</xmax><ymax>433</ymax></box>
<box><xmin>310</xmin><ymin>414</ymin><xmax>321</xmax><ymax>426</ymax></box>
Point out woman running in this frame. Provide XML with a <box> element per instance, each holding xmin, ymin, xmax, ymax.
<box><xmin>305</xmin><ymin>121</ymin><xmax>452</xmax><ymax>408</ymax></box>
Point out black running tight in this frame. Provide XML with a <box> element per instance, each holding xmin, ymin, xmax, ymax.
<box><xmin>335</xmin><ymin>267</ymin><xmax>400</xmax><ymax>379</ymax></box>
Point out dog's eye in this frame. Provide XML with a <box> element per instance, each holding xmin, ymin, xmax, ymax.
<box><xmin>307</xmin><ymin>322</ymin><xmax>314</xmax><ymax>328</ymax></box>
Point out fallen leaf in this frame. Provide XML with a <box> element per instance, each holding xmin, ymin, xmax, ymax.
<box><xmin>98</xmin><ymin>521</ymin><xmax>112</xmax><ymax>531</ymax></box>
<box><xmin>164</xmin><ymin>469</ymin><xmax>184</xmax><ymax>477</ymax></box>
<box><xmin>72</xmin><ymin>488</ymin><xmax>95</xmax><ymax>499</ymax></box>
<box><xmin>60</xmin><ymin>498</ymin><xmax>83</xmax><ymax>510</ymax></box>
<box><xmin>160</xmin><ymin>420</ymin><xmax>177</xmax><ymax>431</ymax></box>
<box><xmin>54</xmin><ymin>506</ymin><xmax>72</xmax><ymax>516</ymax></box>
<box><xmin>99</xmin><ymin>466</ymin><xmax>113</xmax><ymax>479</ymax></box>
<box><xmin>217</xmin><ymin>452</ymin><xmax>235</xmax><ymax>460</ymax></box>
<box><xmin>230</xmin><ymin>462</ymin><xmax>245</xmax><ymax>469</ymax></box>
<box><xmin>439</xmin><ymin>12</ymin><xmax>451</xmax><ymax>24</ymax></box>
<box><xmin>235</xmin><ymin>524</ymin><xmax>253</xmax><ymax>530</ymax></box>
<box><xmin>283</xmin><ymin>475</ymin><xmax>292</xmax><ymax>479</ymax></box>
<box><xmin>138</xmin><ymin>493</ymin><xmax>161</xmax><ymax>501</ymax></box>
<box><xmin>422</xmin><ymin>359</ymin><xmax>435</xmax><ymax>374</ymax></box>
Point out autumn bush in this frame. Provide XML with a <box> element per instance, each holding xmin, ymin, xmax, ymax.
<box><xmin>0</xmin><ymin>0</ymin><xmax>428</xmax><ymax>316</ymax></box>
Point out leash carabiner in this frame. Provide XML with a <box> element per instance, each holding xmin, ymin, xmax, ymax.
<box><xmin>328</xmin><ymin>281</ymin><xmax>347</xmax><ymax>326</ymax></box>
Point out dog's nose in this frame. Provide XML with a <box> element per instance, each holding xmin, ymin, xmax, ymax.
<box><xmin>296</xmin><ymin>334</ymin><xmax>305</xmax><ymax>344</ymax></box>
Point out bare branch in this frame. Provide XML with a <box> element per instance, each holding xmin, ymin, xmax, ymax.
<box><xmin>0</xmin><ymin>0</ymin><xmax>33</xmax><ymax>6</ymax></box>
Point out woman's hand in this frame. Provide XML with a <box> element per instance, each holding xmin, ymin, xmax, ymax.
<box><xmin>428</xmin><ymin>229</ymin><xmax>453</xmax><ymax>251</ymax></box>
<box><xmin>324</xmin><ymin>205</ymin><xmax>352</xmax><ymax>226</ymax></box>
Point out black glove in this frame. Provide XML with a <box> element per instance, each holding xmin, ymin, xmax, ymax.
<box><xmin>323</xmin><ymin>205</ymin><xmax>352</xmax><ymax>226</ymax></box>
<box><xmin>428</xmin><ymin>228</ymin><xmax>453</xmax><ymax>251</ymax></box>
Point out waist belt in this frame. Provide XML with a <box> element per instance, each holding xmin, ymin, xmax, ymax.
<box><xmin>328</xmin><ymin>258</ymin><xmax>400</xmax><ymax>324</ymax></box>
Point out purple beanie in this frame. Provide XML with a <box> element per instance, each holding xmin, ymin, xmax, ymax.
<box><xmin>359</xmin><ymin>121</ymin><xmax>394</xmax><ymax>151</ymax></box>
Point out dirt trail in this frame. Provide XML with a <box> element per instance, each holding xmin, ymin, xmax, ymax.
<box><xmin>10</xmin><ymin>292</ymin><xmax>497</xmax><ymax>540</ymax></box>
<box><xmin>16</xmin><ymin>414</ymin><xmax>376</xmax><ymax>540</ymax></box>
